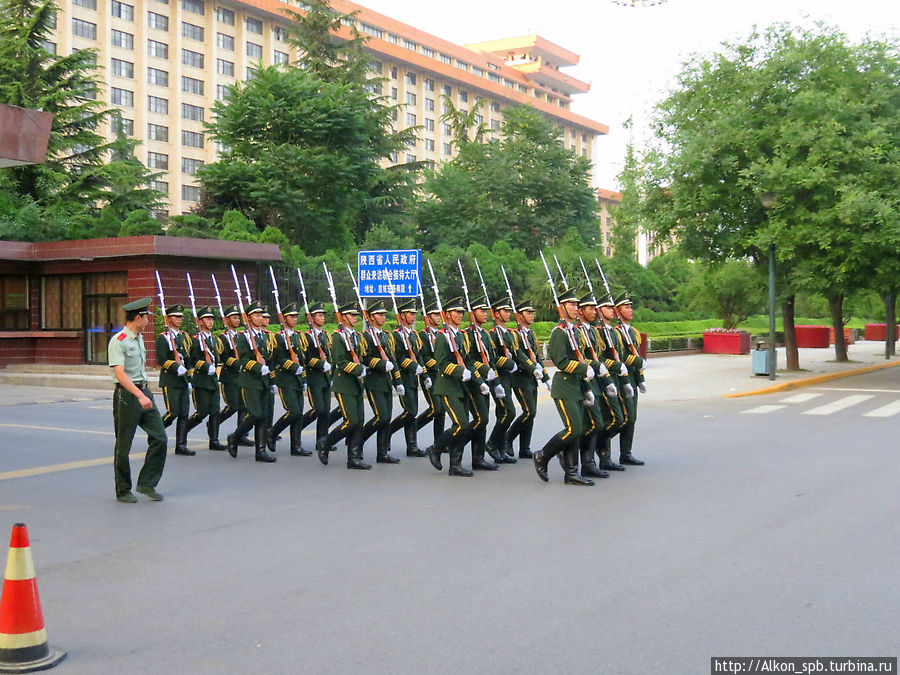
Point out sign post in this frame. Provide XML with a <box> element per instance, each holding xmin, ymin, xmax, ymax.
<box><xmin>357</xmin><ymin>249</ymin><xmax>421</xmax><ymax>297</ymax></box>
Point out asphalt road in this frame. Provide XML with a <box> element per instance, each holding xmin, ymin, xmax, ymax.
<box><xmin>0</xmin><ymin>372</ymin><xmax>898</xmax><ymax>674</ymax></box>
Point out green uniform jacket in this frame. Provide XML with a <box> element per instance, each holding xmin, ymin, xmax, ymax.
<box><xmin>464</xmin><ymin>324</ymin><xmax>495</xmax><ymax>382</ymax></box>
<box><xmin>420</xmin><ymin>327</ymin><xmax>440</xmax><ymax>380</ymax></box>
<box><xmin>577</xmin><ymin>323</ymin><xmax>617</xmax><ymax>393</ymax></box>
<box><xmin>548</xmin><ymin>323</ymin><xmax>590</xmax><ymax>401</ymax></box>
<box><xmin>217</xmin><ymin>330</ymin><xmax>241</xmax><ymax>385</ymax></box>
<box><xmin>331</xmin><ymin>328</ymin><xmax>365</xmax><ymax>396</ymax></box>
<box><xmin>393</xmin><ymin>327</ymin><xmax>423</xmax><ymax>389</ymax></box>
<box><xmin>236</xmin><ymin>329</ymin><xmax>275</xmax><ymax>391</ymax></box>
<box><xmin>433</xmin><ymin>327</ymin><xmax>472</xmax><ymax>399</ymax></box>
<box><xmin>304</xmin><ymin>327</ymin><xmax>333</xmax><ymax>388</ymax></box>
<box><xmin>596</xmin><ymin>322</ymin><xmax>627</xmax><ymax>375</ymax></box>
<box><xmin>273</xmin><ymin>329</ymin><xmax>308</xmax><ymax>389</ymax></box>
<box><xmin>157</xmin><ymin>329</ymin><xmax>191</xmax><ymax>388</ymax></box>
<box><xmin>361</xmin><ymin>328</ymin><xmax>401</xmax><ymax>392</ymax></box>
<box><xmin>616</xmin><ymin>323</ymin><xmax>646</xmax><ymax>384</ymax></box>
<box><xmin>510</xmin><ymin>326</ymin><xmax>548</xmax><ymax>389</ymax></box>
<box><xmin>190</xmin><ymin>332</ymin><xmax>219</xmax><ymax>391</ymax></box>
<box><xmin>489</xmin><ymin>324</ymin><xmax>518</xmax><ymax>382</ymax></box>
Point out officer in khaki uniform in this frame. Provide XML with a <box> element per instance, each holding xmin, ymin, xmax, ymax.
<box><xmin>156</xmin><ymin>303</ymin><xmax>193</xmax><ymax>456</ymax></box>
<box><xmin>506</xmin><ymin>299</ymin><xmax>549</xmax><ymax>459</ymax></box>
<box><xmin>268</xmin><ymin>302</ymin><xmax>309</xmax><ymax>456</ymax></box>
<box><xmin>389</xmin><ymin>298</ymin><xmax>427</xmax><ymax>457</ymax></box>
<box><xmin>108</xmin><ymin>298</ymin><xmax>167</xmax><ymax>503</ymax></box>
<box><xmin>360</xmin><ymin>299</ymin><xmax>403</xmax><ymax>464</ymax></box>
<box><xmin>185</xmin><ymin>305</ymin><xmax>226</xmax><ymax>451</ymax></box>
<box><xmin>614</xmin><ymin>292</ymin><xmax>646</xmax><ymax>466</ymax></box>
<box><xmin>217</xmin><ymin>305</ymin><xmax>253</xmax><ymax>448</ymax></box>
<box><xmin>415</xmin><ymin>302</ymin><xmax>445</xmax><ymax>446</ymax></box>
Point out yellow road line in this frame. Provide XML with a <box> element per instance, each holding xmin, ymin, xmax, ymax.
<box><xmin>723</xmin><ymin>360</ymin><xmax>900</xmax><ymax>398</ymax></box>
<box><xmin>0</xmin><ymin>423</ymin><xmax>114</xmax><ymax>436</ymax></box>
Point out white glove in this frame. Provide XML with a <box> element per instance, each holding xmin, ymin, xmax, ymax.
<box><xmin>359</xmin><ymin>366</ymin><xmax>368</xmax><ymax>379</ymax></box>
<box><xmin>479</xmin><ymin>382</ymin><xmax>490</xmax><ymax>396</ymax></box>
<box><xmin>396</xmin><ymin>384</ymin><xmax>405</xmax><ymax>397</ymax></box>
<box><xmin>533</xmin><ymin>365</ymin><xmax>543</xmax><ymax>379</ymax></box>
<box><xmin>623</xmin><ymin>383</ymin><xmax>634</xmax><ymax>398</ymax></box>
<box><xmin>585</xmin><ymin>365</ymin><xmax>595</xmax><ymax>380</ymax></box>
<box><xmin>176</xmin><ymin>365</ymin><xmax>187</xmax><ymax>376</ymax></box>
<box><xmin>384</xmin><ymin>360</ymin><xmax>394</xmax><ymax>372</ymax></box>
<box><xmin>544</xmin><ymin>381</ymin><xmax>552</xmax><ymax>393</ymax></box>
<box><xmin>462</xmin><ymin>369</ymin><xmax>472</xmax><ymax>382</ymax></box>
<box><xmin>415</xmin><ymin>364</ymin><xmax>424</xmax><ymax>376</ymax></box>
<box><xmin>583</xmin><ymin>390</ymin><xmax>595</xmax><ymax>407</ymax></box>
<box><xmin>187</xmin><ymin>383</ymin><xmax>192</xmax><ymax>392</ymax></box>
<box><xmin>493</xmin><ymin>384</ymin><xmax>506</xmax><ymax>399</ymax></box>
<box><xmin>260</xmin><ymin>365</ymin><xmax>270</xmax><ymax>376</ymax></box>
<box><xmin>302</xmin><ymin>381</ymin><xmax>307</xmax><ymax>392</ymax></box>
<box><xmin>605</xmin><ymin>383</ymin><xmax>618</xmax><ymax>397</ymax></box>
<box><xmin>619</xmin><ymin>364</ymin><xmax>629</xmax><ymax>377</ymax></box>
<box><xmin>639</xmin><ymin>382</ymin><xmax>647</xmax><ymax>394</ymax></box>
<box><xmin>424</xmin><ymin>377</ymin><xmax>432</xmax><ymax>389</ymax></box>
<box><xmin>322</xmin><ymin>361</ymin><xmax>332</xmax><ymax>373</ymax></box>
<box><xmin>270</xmin><ymin>384</ymin><xmax>277</xmax><ymax>394</ymax></box>
<box><xmin>486</xmin><ymin>368</ymin><xmax>497</xmax><ymax>382</ymax></box>
<box><xmin>296</xmin><ymin>365</ymin><xmax>304</xmax><ymax>376</ymax></box>
<box><xmin>596</xmin><ymin>362</ymin><xmax>609</xmax><ymax>377</ymax></box>
<box><xmin>206</xmin><ymin>364</ymin><xmax>216</xmax><ymax>376</ymax></box>
<box><xmin>640</xmin><ymin>359</ymin><xmax>648</xmax><ymax>370</ymax></box>
<box><xmin>510</xmin><ymin>361</ymin><xmax>518</xmax><ymax>373</ymax></box>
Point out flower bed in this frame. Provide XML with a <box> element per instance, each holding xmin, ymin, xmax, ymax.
<box><xmin>702</xmin><ymin>329</ymin><xmax>750</xmax><ymax>355</ymax></box>
<box><xmin>864</xmin><ymin>324</ymin><xmax>900</xmax><ymax>341</ymax></box>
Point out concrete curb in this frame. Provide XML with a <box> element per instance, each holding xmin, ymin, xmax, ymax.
<box><xmin>722</xmin><ymin>359</ymin><xmax>900</xmax><ymax>398</ymax></box>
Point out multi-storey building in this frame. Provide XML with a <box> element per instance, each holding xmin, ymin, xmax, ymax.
<box><xmin>47</xmin><ymin>0</ymin><xmax>608</xmax><ymax>216</ymax></box>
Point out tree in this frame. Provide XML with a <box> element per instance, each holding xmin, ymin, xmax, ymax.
<box><xmin>610</xmin><ymin>127</ymin><xmax>641</xmax><ymax>261</ymax></box>
<box><xmin>416</xmin><ymin>105</ymin><xmax>598</xmax><ymax>255</ymax></box>
<box><xmin>682</xmin><ymin>261</ymin><xmax>765</xmax><ymax>329</ymax></box>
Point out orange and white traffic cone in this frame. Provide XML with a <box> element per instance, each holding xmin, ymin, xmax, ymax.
<box><xmin>0</xmin><ymin>523</ymin><xmax>66</xmax><ymax>673</ymax></box>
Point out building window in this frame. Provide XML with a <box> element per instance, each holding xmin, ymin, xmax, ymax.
<box><xmin>245</xmin><ymin>66</ymin><xmax>257</xmax><ymax>80</ymax></box>
<box><xmin>72</xmin><ymin>18</ymin><xmax>97</xmax><ymax>40</ymax></box>
<box><xmin>459</xmin><ymin>90</ymin><xmax>468</xmax><ymax>103</ymax></box>
<box><xmin>488</xmin><ymin>72</ymin><xmax>501</xmax><ymax>83</ymax></box>
<box><xmin>442</xmin><ymin>143</ymin><xmax>452</xmax><ymax>155</ymax></box>
<box><xmin>424</xmin><ymin>79</ymin><xmax>435</xmax><ymax>92</ymax></box>
<box><xmin>504</xmin><ymin>78</ymin><xmax>514</xmax><ymax>88</ymax></box>
<box><xmin>442</xmin><ymin>84</ymin><xmax>451</xmax><ymax>97</ymax></box>
<box><xmin>442</xmin><ymin>123</ymin><xmax>452</xmax><ymax>136</ymax></box>
<box><xmin>490</xmin><ymin>101</ymin><xmax>500</xmax><ymax>113</ymax></box>
<box><xmin>41</xmin><ymin>277</ymin><xmax>82</xmax><ymax>331</ymax></box>
<box><xmin>472</xmin><ymin>66</ymin><xmax>484</xmax><ymax>77</ymax></box>
<box><xmin>456</xmin><ymin>60</ymin><xmax>469</xmax><ymax>71</ymax></box>
<box><xmin>369</xmin><ymin>59</ymin><xmax>382</xmax><ymax>74</ymax></box>
<box><xmin>424</xmin><ymin>118</ymin><xmax>434</xmax><ymax>131</ymax></box>
<box><xmin>390</xmin><ymin>87</ymin><xmax>397</xmax><ymax>100</ymax></box>
<box><xmin>216</xmin><ymin>32</ymin><xmax>234</xmax><ymax>50</ymax></box>
<box><xmin>273</xmin><ymin>25</ymin><xmax>288</xmax><ymax>41</ymax></box>
<box><xmin>405</xmin><ymin>92</ymin><xmax>416</xmax><ymax>106</ymax></box>
<box><xmin>216</xmin><ymin>84</ymin><xmax>231</xmax><ymax>100</ymax></box>
<box><xmin>182</xmin><ymin>130</ymin><xmax>204</xmax><ymax>148</ymax></box>
<box><xmin>425</xmin><ymin>138</ymin><xmax>434</xmax><ymax>152</ymax></box>
<box><xmin>405</xmin><ymin>153</ymin><xmax>416</xmax><ymax>163</ymax></box>
<box><xmin>182</xmin><ymin>185</ymin><xmax>202</xmax><ymax>202</ymax></box>
<box><xmin>405</xmin><ymin>112</ymin><xmax>416</xmax><ymax>126</ymax></box>
<box><xmin>424</xmin><ymin>98</ymin><xmax>434</xmax><ymax>112</ymax></box>
<box><xmin>474</xmin><ymin>113</ymin><xmax>483</xmax><ymax>125</ymax></box>
<box><xmin>403</xmin><ymin>39</ymin><xmax>417</xmax><ymax>51</ymax></box>
<box><xmin>147</xmin><ymin>123</ymin><xmax>169</xmax><ymax>141</ymax></box>
<box><xmin>113</xmin><ymin>117</ymin><xmax>134</xmax><ymax>135</ymax></box>
<box><xmin>360</xmin><ymin>23</ymin><xmax>381</xmax><ymax>39</ymax></box>
<box><xmin>111</xmin><ymin>1</ymin><xmax>134</xmax><ymax>20</ymax></box>
<box><xmin>215</xmin><ymin>6</ymin><xmax>234</xmax><ymax>24</ymax></box>
<box><xmin>439</xmin><ymin>53</ymin><xmax>451</xmax><ymax>64</ymax></box>
<box><xmin>73</xmin><ymin>0</ymin><xmax>96</xmax><ymax>8</ymax></box>
<box><xmin>182</xmin><ymin>0</ymin><xmax>204</xmax><ymax>15</ymax></box>
<box><xmin>182</xmin><ymin>22</ymin><xmax>204</xmax><ymax>41</ymax></box>
<box><xmin>149</xmin><ymin>180</ymin><xmax>168</xmax><ymax>194</ymax></box>
<box><xmin>387</xmin><ymin>34</ymin><xmax>398</xmax><ymax>45</ymax></box>
<box><xmin>273</xmin><ymin>50</ymin><xmax>289</xmax><ymax>65</ymax></box>
<box><xmin>182</xmin><ymin>103</ymin><xmax>204</xmax><ymax>121</ymax></box>
<box><xmin>518</xmin><ymin>84</ymin><xmax>528</xmax><ymax>93</ymax></box>
<box><xmin>110</xmin><ymin>87</ymin><xmax>133</xmax><ymax>107</ymax></box>
<box><xmin>422</xmin><ymin>47</ymin><xmax>434</xmax><ymax>58</ymax></box>
<box><xmin>182</xmin><ymin>157</ymin><xmax>204</xmax><ymax>174</ymax></box>
<box><xmin>147</xmin><ymin>151</ymin><xmax>168</xmax><ymax>169</ymax></box>
<box><xmin>216</xmin><ymin>58</ymin><xmax>234</xmax><ymax>76</ymax></box>
<box><xmin>41</xmin><ymin>40</ymin><xmax>56</xmax><ymax>55</ymax></box>
<box><xmin>147</xmin><ymin>67</ymin><xmax>168</xmax><ymax>86</ymax></box>
<box><xmin>490</xmin><ymin>119</ymin><xmax>500</xmax><ymax>131</ymax></box>
<box><xmin>181</xmin><ymin>49</ymin><xmax>203</xmax><ymax>68</ymax></box>
<box><xmin>111</xmin><ymin>58</ymin><xmax>134</xmax><ymax>78</ymax></box>
<box><xmin>390</xmin><ymin>66</ymin><xmax>397</xmax><ymax>79</ymax></box>
<box><xmin>245</xmin><ymin>17</ymin><xmax>262</xmax><ymax>34</ymax></box>
<box><xmin>147</xmin><ymin>95</ymin><xmax>168</xmax><ymax>114</ymax></box>
<box><xmin>147</xmin><ymin>39</ymin><xmax>168</xmax><ymax>59</ymax></box>
<box><xmin>405</xmin><ymin>71</ymin><xmax>416</xmax><ymax>86</ymax></box>
<box><xmin>111</xmin><ymin>29</ymin><xmax>133</xmax><ymax>49</ymax></box>
<box><xmin>246</xmin><ymin>42</ymin><xmax>262</xmax><ymax>59</ymax></box>
<box><xmin>147</xmin><ymin>11</ymin><xmax>168</xmax><ymax>30</ymax></box>
<box><xmin>0</xmin><ymin>276</ymin><xmax>29</xmax><ymax>330</ymax></box>
<box><xmin>182</xmin><ymin>75</ymin><xmax>204</xmax><ymax>95</ymax></box>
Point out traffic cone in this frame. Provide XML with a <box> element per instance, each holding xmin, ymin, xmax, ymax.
<box><xmin>0</xmin><ymin>524</ymin><xmax>66</xmax><ymax>673</ymax></box>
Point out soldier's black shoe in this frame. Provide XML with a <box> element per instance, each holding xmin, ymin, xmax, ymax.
<box><xmin>136</xmin><ymin>486</ymin><xmax>164</xmax><ymax>501</ymax></box>
<box><xmin>499</xmin><ymin>453</ymin><xmax>517</xmax><ymax>464</ymax></box>
<box><xmin>472</xmin><ymin>457</ymin><xmax>499</xmax><ymax>471</ymax></box>
<box><xmin>533</xmin><ymin>450</ymin><xmax>549</xmax><ymax>482</ymax></box>
<box><xmin>291</xmin><ymin>446</ymin><xmax>312</xmax><ymax>456</ymax></box>
<box><xmin>174</xmin><ymin>447</ymin><xmax>196</xmax><ymax>456</ymax></box>
<box><xmin>406</xmin><ymin>446</ymin><xmax>426</xmax><ymax>457</ymax></box>
<box><xmin>347</xmin><ymin>458</ymin><xmax>372</xmax><ymax>470</ymax></box>
<box><xmin>116</xmin><ymin>492</ymin><xmax>138</xmax><ymax>503</ymax></box>
<box><xmin>448</xmin><ymin>465</ymin><xmax>473</xmax><ymax>477</ymax></box>
<box><xmin>236</xmin><ymin>434</ymin><xmax>254</xmax><ymax>447</ymax></box>
<box><xmin>255</xmin><ymin>448</ymin><xmax>277</xmax><ymax>463</ymax></box>
<box><xmin>316</xmin><ymin>440</ymin><xmax>329</xmax><ymax>466</ymax></box>
<box><xmin>582</xmin><ymin>463</ymin><xmax>609</xmax><ymax>479</ymax></box>
<box><xmin>226</xmin><ymin>434</ymin><xmax>238</xmax><ymax>458</ymax></box>
<box><xmin>209</xmin><ymin>439</ymin><xmax>226</xmax><ymax>451</ymax></box>
<box><xmin>620</xmin><ymin>454</ymin><xmax>645</xmax><ymax>466</ymax></box>
<box><xmin>598</xmin><ymin>458</ymin><xmax>626</xmax><ymax>471</ymax></box>
<box><xmin>426</xmin><ymin>445</ymin><xmax>442</xmax><ymax>471</ymax></box>
<box><xmin>564</xmin><ymin>473</ymin><xmax>595</xmax><ymax>486</ymax></box>
<box><xmin>519</xmin><ymin>447</ymin><xmax>533</xmax><ymax>459</ymax></box>
<box><xmin>376</xmin><ymin>450</ymin><xmax>400</xmax><ymax>464</ymax></box>
<box><xmin>503</xmin><ymin>441</ymin><xmax>515</xmax><ymax>458</ymax></box>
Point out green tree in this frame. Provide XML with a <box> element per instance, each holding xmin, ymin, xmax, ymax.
<box><xmin>683</xmin><ymin>261</ymin><xmax>765</xmax><ymax>329</ymax></box>
<box><xmin>610</xmin><ymin>130</ymin><xmax>641</xmax><ymax>261</ymax></box>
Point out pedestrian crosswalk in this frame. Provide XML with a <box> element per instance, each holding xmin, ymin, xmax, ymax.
<box><xmin>741</xmin><ymin>389</ymin><xmax>900</xmax><ymax>418</ymax></box>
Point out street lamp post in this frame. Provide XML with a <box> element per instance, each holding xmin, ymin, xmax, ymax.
<box><xmin>759</xmin><ymin>192</ymin><xmax>777</xmax><ymax>381</ymax></box>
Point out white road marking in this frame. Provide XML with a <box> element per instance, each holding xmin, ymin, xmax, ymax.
<box><xmin>742</xmin><ymin>405</ymin><xmax>785</xmax><ymax>414</ymax></box>
<box><xmin>814</xmin><ymin>387</ymin><xmax>900</xmax><ymax>393</ymax></box>
<box><xmin>779</xmin><ymin>393</ymin><xmax>823</xmax><ymax>404</ymax></box>
<box><xmin>862</xmin><ymin>399</ymin><xmax>900</xmax><ymax>418</ymax></box>
<box><xmin>803</xmin><ymin>394</ymin><xmax>874</xmax><ymax>415</ymax></box>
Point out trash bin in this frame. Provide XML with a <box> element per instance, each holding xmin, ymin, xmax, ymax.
<box><xmin>752</xmin><ymin>340</ymin><xmax>774</xmax><ymax>376</ymax></box>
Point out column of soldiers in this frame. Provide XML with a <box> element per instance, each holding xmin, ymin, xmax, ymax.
<box><xmin>146</xmin><ymin>262</ymin><xmax>646</xmax><ymax>485</ymax></box>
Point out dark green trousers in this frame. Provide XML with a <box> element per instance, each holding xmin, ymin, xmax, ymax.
<box><xmin>434</xmin><ymin>394</ymin><xmax>470</xmax><ymax>452</ymax></box>
<box><xmin>276</xmin><ymin>385</ymin><xmax>305</xmax><ymax>425</ymax></box>
<box><xmin>553</xmin><ymin>397</ymin><xmax>584</xmax><ymax>442</ymax></box>
<box><xmin>391</xmin><ymin>383</ymin><xmax>418</xmax><ymax>429</ymax></box>
<box><xmin>113</xmin><ymin>384</ymin><xmax>167</xmax><ymax>497</ymax></box>
<box><xmin>326</xmin><ymin>391</ymin><xmax>364</xmax><ymax>447</ymax></box>
<box><xmin>191</xmin><ymin>386</ymin><xmax>220</xmax><ymax>418</ymax></box>
<box><xmin>363</xmin><ymin>388</ymin><xmax>393</xmax><ymax>448</ymax></box>
<box><xmin>416</xmin><ymin>385</ymin><xmax>445</xmax><ymax>439</ymax></box>
<box><xmin>302</xmin><ymin>381</ymin><xmax>333</xmax><ymax>442</ymax></box>
<box><xmin>161</xmin><ymin>384</ymin><xmax>189</xmax><ymax>426</ymax></box>
<box><xmin>601</xmin><ymin>382</ymin><xmax>627</xmax><ymax>433</ymax></box>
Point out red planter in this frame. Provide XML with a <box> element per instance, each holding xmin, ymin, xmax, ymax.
<box><xmin>828</xmin><ymin>327</ymin><xmax>855</xmax><ymax>345</ymax></box>
<box><xmin>795</xmin><ymin>325</ymin><xmax>829</xmax><ymax>348</ymax></box>
<box><xmin>639</xmin><ymin>332</ymin><xmax>648</xmax><ymax>358</ymax></box>
<box><xmin>864</xmin><ymin>324</ymin><xmax>900</xmax><ymax>341</ymax></box>
<box><xmin>702</xmin><ymin>330</ymin><xmax>750</xmax><ymax>355</ymax></box>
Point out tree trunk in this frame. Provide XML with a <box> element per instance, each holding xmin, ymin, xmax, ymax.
<box><xmin>782</xmin><ymin>294</ymin><xmax>799</xmax><ymax>370</ymax></box>
<box><xmin>884</xmin><ymin>293</ymin><xmax>897</xmax><ymax>359</ymax></box>
<box><xmin>828</xmin><ymin>295</ymin><xmax>848</xmax><ymax>362</ymax></box>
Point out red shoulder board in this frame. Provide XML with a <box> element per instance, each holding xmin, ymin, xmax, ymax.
<box><xmin>117</xmin><ymin>333</ymin><xmax>127</xmax><ymax>341</ymax></box>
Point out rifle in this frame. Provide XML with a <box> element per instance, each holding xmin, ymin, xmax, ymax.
<box><xmin>347</xmin><ymin>263</ymin><xmax>389</xmax><ymax>362</ymax></box>
<box><xmin>186</xmin><ymin>272</ymin><xmax>210</xmax><ymax>363</ymax></box>
<box><xmin>324</xmin><ymin>262</ymin><xmax>361</xmax><ymax>366</ymax></box>
<box><xmin>573</xmin><ymin>258</ymin><xmax>603</xmax><ymax>363</ymax></box>
<box><xmin>385</xmin><ymin>267</ymin><xmax>417</xmax><ymax>363</ymax></box>
<box><xmin>154</xmin><ymin>270</ymin><xmax>187</xmax><ymax>378</ymax></box>
<box><xmin>417</xmin><ymin>283</ymin><xmax>434</xmax><ymax>351</ymax></box>
<box><xmin>427</xmin><ymin>258</ymin><xmax>464</xmax><ymax>366</ymax></box>
<box><xmin>231</xmin><ymin>264</ymin><xmax>263</xmax><ymax>364</ymax></box>
<box><xmin>242</xmin><ymin>274</ymin><xmax>252</xmax><ymax>307</ymax></box>
<box><xmin>539</xmin><ymin>251</ymin><xmax>585</xmax><ymax>364</ymax></box>
<box><xmin>475</xmin><ymin>258</ymin><xmax>511</xmax><ymax>360</ymax></box>
<box><xmin>212</xmin><ymin>274</ymin><xmax>238</xmax><ymax>359</ymax></box>
<box><xmin>502</xmin><ymin>264</ymin><xmax>537</xmax><ymax>363</ymax></box>
<box><xmin>594</xmin><ymin>258</ymin><xmax>638</xmax><ymax>357</ymax></box>
<box><xmin>269</xmin><ymin>265</ymin><xmax>297</xmax><ymax>363</ymax></box>
<box><xmin>297</xmin><ymin>267</ymin><xmax>326</xmax><ymax>360</ymax></box>
<box><xmin>457</xmin><ymin>259</ymin><xmax>490</xmax><ymax>366</ymax></box>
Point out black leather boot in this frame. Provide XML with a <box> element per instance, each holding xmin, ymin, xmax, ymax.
<box><xmin>376</xmin><ymin>424</ymin><xmax>400</xmax><ymax>463</ymax></box>
<box><xmin>563</xmin><ymin>442</ymin><xmax>594</xmax><ymax>486</ymax></box>
<box><xmin>207</xmin><ymin>415</ymin><xmax>226</xmax><ymax>451</ymax></box>
<box><xmin>598</xmin><ymin>435</ymin><xmax>625</xmax><ymax>471</ymax></box>
<box><xmin>174</xmin><ymin>417</ymin><xmax>195</xmax><ymax>455</ymax></box>
<box><xmin>448</xmin><ymin>443</ymin><xmax>473</xmax><ymax>477</ymax></box>
<box><xmin>185</xmin><ymin>412</ymin><xmax>204</xmax><ymax>434</ymax></box>
<box><xmin>472</xmin><ymin>434</ymin><xmax>498</xmax><ymax>471</ymax></box>
<box><xmin>404</xmin><ymin>423</ymin><xmax>425</xmax><ymax>457</ymax></box>
<box><xmin>618</xmin><ymin>424</ymin><xmax>645</xmax><ymax>465</ymax></box>
<box><xmin>254</xmin><ymin>423</ymin><xmax>277</xmax><ymax>463</ymax></box>
<box><xmin>518</xmin><ymin>418</ymin><xmax>534</xmax><ymax>459</ymax></box>
<box><xmin>533</xmin><ymin>431</ymin><xmax>567</xmax><ymax>482</ymax></box>
<box><xmin>290</xmin><ymin>420</ymin><xmax>311</xmax><ymax>456</ymax></box>
<box><xmin>346</xmin><ymin>428</ymin><xmax>371</xmax><ymax>470</ymax></box>
<box><xmin>580</xmin><ymin>434</ymin><xmax>608</xmax><ymax>478</ymax></box>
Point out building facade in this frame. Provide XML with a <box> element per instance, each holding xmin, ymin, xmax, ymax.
<box><xmin>46</xmin><ymin>0</ymin><xmax>607</xmax><ymax>216</ymax></box>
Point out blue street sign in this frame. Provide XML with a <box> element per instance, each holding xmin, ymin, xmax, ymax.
<box><xmin>357</xmin><ymin>249</ymin><xmax>422</xmax><ymax>297</ymax></box>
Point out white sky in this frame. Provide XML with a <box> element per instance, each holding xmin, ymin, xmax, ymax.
<box><xmin>357</xmin><ymin>0</ymin><xmax>899</xmax><ymax>189</ymax></box>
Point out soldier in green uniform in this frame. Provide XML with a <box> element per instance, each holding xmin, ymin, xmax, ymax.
<box><xmin>225</xmin><ymin>300</ymin><xmax>277</xmax><ymax>462</ymax></box>
<box><xmin>415</xmin><ymin>303</ymin><xmax>445</xmax><ymax>446</ymax></box>
<box><xmin>300</xmin><ymin>303</ymin><xmax>339</xmax><ymax>453</ymax></box>
<box><xmin>156</xmin><ymin>303</ymin><xmax>193</xmax><ymax>456</ymax></box>
<box><xmin>506</xmin><ymin>299</ymin><xmax>549</xmax><ymax>459</ymax></box>
<box><xmin>318</xmin><ymin>302</ymin><xmax>370</xmax><ymax>470</ymax></box>
<box><xmin>217</xmin><ymin>306</ymin><xmax>253</xmax><ymax>448</ymax></box>
<box><xmin>268</xmin><ymin>303</ymin><xmax>309</xmax><ymax>456</ymax></box>
<box><xmin>261</xmin><ymin>307</ymin><xmax>278</xmax><ymax>437</ymax></box>
<box><xmin>389</xmin><ymin>299</ymin><xmax>427</xmax><ymax>457</ymax></box>
<box><xmin>614</xmin><ymin>292</ymin><xmax>646</xmax><ymax>466</ymax></box>
<box><xmin>597</xmin><ymin>298</ymin><xmax>632</xmax><ymax>471</ymax></box>
<box><xmin>486</xmin><ymin>298</ymin><xmax>519</xmax><ymax>464</ymax></box>
<box><xmin>532</xmin><ymin>288</ymin><xmax>595</xmax><ymax>486</ymax></box>
<box><xmin>108</xmin><ymin>298</ymin><xmax>167</xmax><ymax>503</ymax></box>
<box><xmin>360</xmin><ymin>299</ymin><xmax>403</xmax><ymax>464</ymax></box>
<box><xmin>425</xmin><ymin>297</ymin><xmax>474</xmax><ymax>477</ymax></box>
<box><xmin>464</xmin><ymin>296</ymin><xmax>503</xmax><ymax>470</ymax></box>
<box><xmin>184</xmin><ymin>306</ymin><xmax>226</xmax><ymax>451</ymax></box>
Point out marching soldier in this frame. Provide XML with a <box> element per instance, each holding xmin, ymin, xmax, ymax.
<box><xmin>425</xmin><ymin>297</ymin><xmax>474</xmax><ymax>477</ymax></box>
<box><xmin>109</xmin><ymin>298</ymin><xmax>167</xmax><ymax>503</ymax></box>
<box><xmin>226</xmin><ymin>300</ymin><xmax>277</xmax><ymax>462</ymax></box>
<box><xmin>486</xmin><ymin>298</ymin><xmax>519</xmax><ymax>464</ymax></box>
<box><xmin>597</xmin><ymin>298</ymin><xmax>631</xmax><ymax>471</ymax></box>
<box><xmin>506</xmin><ymin>299</ymin><xmax>548</xmax><ymax>459</ymax></box>
<box><xmin>156</xmin><ymin>303</ymin><xmax>193</xmax><ymax>456</ymax></box>
<box><xmin>217</xmin><ymin>306</ymin><xmax>253</xmax><ymax>448</ymax></box>
<box><xmin>185</xmin><ymin>306</ymin><xmax>226</xmax><ymax>451</ymax></box>
<box><xmin>389</xmin><ymin>299</ymin><xmax>427</xmax><ymax>457</ymax></box>
<box><xmin>614</xmin><ymin>292</ymin><xmax>646</xmax><ymax>466</ymax></box>
<box><xmin>268</xmin><ymin>303</ymin><xmax>309</xmax><ymax>456</ymax></box>
<box><xmin>300</xmin><ymin>302</ymin><xmax>336</xmax><ymax>454</ymax></box>
<box><xmin>415</xmin><ymin>302</ymin><xmax>445</xmax><ymax>445</ymax></box>
<box><xmin>262</xmin><ymin>307</ymin><xmax>278</xmax><ymax>436</ymax></box>
<box><xmin>464</xmin><ymin>295</ymin><xmax>504</xmax><ymax>470</ymax></box>
<box><xmin>532</xmin><ymin>288</ymin><xmax>595</xmax><ymax>486</ymax></box>
<box><xmin>360</xmin><ymin>299</ymin><xmax>403</xmax><ymax>464</ymax></box>
<box><xmin>318</xmin><ymin>301</ymin><xmax>369</xmax><ymax>470</ymax></box>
